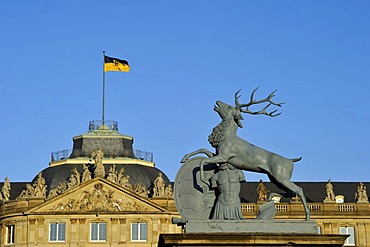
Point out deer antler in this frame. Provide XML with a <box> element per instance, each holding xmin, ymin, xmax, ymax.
<box><xmin>235</xmin><ymin>87</ymin><xmax>284</xmax><ymax>117</ymax></box>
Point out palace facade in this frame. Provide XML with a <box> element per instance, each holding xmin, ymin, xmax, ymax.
<box><xmin>0</xmin><ymin>121</ymin><xmax>369</xmax><ymax>246</ymax></box>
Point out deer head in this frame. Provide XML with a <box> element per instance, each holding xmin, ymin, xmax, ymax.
<box><xmin>214</xmin><ymin>87</ymin><xmax>284</xmax><ymax>128</ymax></box>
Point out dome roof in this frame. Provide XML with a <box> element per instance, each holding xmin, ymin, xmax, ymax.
<box><xmin>32</xmin><ymin>163</ymin><xmax>170</xmax><ymax>197</ymax></box>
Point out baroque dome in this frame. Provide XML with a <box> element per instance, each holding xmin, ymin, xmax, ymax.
<box><xmin>30</xmin><ymin>120</ymin><xmax>171</xmax><ymax>199</ymax></box>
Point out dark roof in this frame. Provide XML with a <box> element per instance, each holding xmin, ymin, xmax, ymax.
<box><xmin>240</xmin><ymin>181</ymin><xmax>370</xmax><ymax>203</ymax></box>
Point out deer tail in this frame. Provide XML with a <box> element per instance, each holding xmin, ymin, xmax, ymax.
<box><xmin>291</xmin><ymin>157</ymin><xmax>302</xmax><ymax>163</ymax></box>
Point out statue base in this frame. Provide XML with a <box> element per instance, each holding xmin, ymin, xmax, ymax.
<box><xmin>184</xmin><ymin>220</ymin><xmax>318</xmax><ymax>234</ymax></box>
<box><xmin>158</xmin><ymin>233</ymin><xmax>348</xmax><ymax>247</ymax></box>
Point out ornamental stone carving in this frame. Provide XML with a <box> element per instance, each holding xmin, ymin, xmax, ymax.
<box><xmin>132</xmin><ymin>183</ymin><xmax>148</xmax><ymax>198</ymax></box>
<box><xmin>47</xmin><ymin>183</ymin><xmax>67</xmax><ymax>199</ymax></box>
<box><xmin>19</xmin><ymin>173</ymin><xmax>47</xmax><ymax>199</ymax></box>
<box><xmin>324</xmin><ymin>179</ymin><xmax>335</xmax><ymax>203</ymax></box>
<box><xmin>153</xmin><ymin>172</ymin><xmax>165</xmax><ymax>197</ymax></box>
<box><xmin>33</xmin><ymin>172</ymin><xmax>47</xmax><ymax>197</ymax></box>
<box><xmin>256</xmin><ymin>179</ymin><xmax>268</xmax><ymax>203</ymax></box>
<box><xmin>1</xmin><ymin>177</ymin><xmax>11</xmax><ymax>202</ymax></box>
<box><xmin>355</xmin><ymin>182</ymin><xmax>368</xmax><ymax>203</ymax></box>
<box><xmin>51</xmin><ymin>183</ymin><xmax>149</xmax><ymax>212</ymax></box>
<box><xmin>92</xmin><ymin>147</ymin><xmax>105</xmax><ymax>178</ymax></box>
<box><xmin>165</xmin><ymin>184</ymin><xmax>173</xmax><ymax>198</ymax></box>
<box><xmin>81</xmin><ymin>164</ymin><xmax>92</xmax><ymax>183</ymax></box>
<box><xmin>67</xmin><ymin>167</ymin><xmax>81</xmax><ymax>189</ymax></box>
<box><xmin>107</xmin><ymin>164</ymin><xmax>119</xmax><ymax>183</ymax></box>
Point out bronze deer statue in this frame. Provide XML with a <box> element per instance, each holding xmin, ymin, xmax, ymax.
<box><xmin>181</xmin><ymin>88</ymin><xmax>310</xmax><ymax>220</ymax></box>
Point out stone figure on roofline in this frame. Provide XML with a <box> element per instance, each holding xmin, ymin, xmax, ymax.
<box><xmin>68</xmin><ymin>167</ymin><xmax>81</xmax><ymax>189</ymax></box>
<box><xmin>165</xmin><ymin>184</ymin><xmax>173</xmax><ymax>197</ymax></box>
<box><xmin>324</xmin><ymin>179</ymin><xmax>335</xmax><ymax>203</ymax></box>
<box><xmin>92</xmin><ymin>147</ymin><xmax>105</xmax><ymax>178</ymax></box>
<box><xmin>355</xmin><ymin>182</ymin><xmax>368</xmax><ymax>203</ymax></box>
<box><xmin>153</xmin><ymin>172</ymin><xmax>165</xmax><ymax>197</ymax></box>
<box><xmin>33</xmin><ymin>172</ymin><xmax>47</xmax><ymax>197</ymax></box>
<box><xmin>81</xmin><ymin>164</ymin><xmax>92</xmax><ymax>183</ymax></box>
<box><xmin>256</xmin><ymin>179</ymin><xmax>268</xmax><ymax>203</ymax></box>
<box><xmin>18</xmin><ymin>183</ymin><xmax>35</xmax><ymax>198</ymax></box>
<box><xmin>107</xmin><ymin>164</ymin><xmax>118</xmax><ymax>182</ymax></box>
<box><xmin>180</xmin><ymin>87</ymin><xmax>310</xmax><ymax>220</ymax></box>
<box><xmin>1</xmin><ymin>177</ymin><xmax>11</xmax><ymax>201</ymax></box>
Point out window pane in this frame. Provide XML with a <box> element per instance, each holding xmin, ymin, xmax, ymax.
<box><xmin>99</xmin><ymin>223</ymin><xmax>106</xmax><ymax>241</ymax></box>
<box><xmin>347</xmin><ymin>227</ymin><xmax>355</xmax><ymax>245</ymax></box>
<box><xmin>132</xmin><ymin>223</ymin><xmax>138</xmax><ymax>240</ymax></box>
<box><xmin>58</xmin><ymin>223</ymin><xmax>66</xmax><ymax>241</ymax></box>
<box><xmin>50</xmin><ymin>224</ymin><xmax>57</xmax><ymax>241</ymax></box>
<box><xmin>140</xmin><ymin>223</ymin><xmax>147</xmax><ymax>240</ymax></box>
<box><xmin>91</xmin><ymin>223</ymin><xmax>98</xmax><ymax>241</ymax></box>
<box><xmin>340</xmin><ymin>226</ymin><xmax>355</xmax><ymax>246</ymax></box>
<box><xmin>7</xmin><ymin>225</ymin><xmax>14</xmax><ymax>244</ymax></box>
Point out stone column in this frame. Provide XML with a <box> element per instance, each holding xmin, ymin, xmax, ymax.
<box><xmin>119</xmin><ymin>218</ymin><xmax>127</xmax><ymax>244</ymax></box>
<box><xmin>78</xmin><ymin>218</ymin><xmax>87</xmax><ymax>244</ymax></box>
<box><xmin>110</xmin><ymin>218</ymin><xmax>119</xmax><ymax>246</ymax></box>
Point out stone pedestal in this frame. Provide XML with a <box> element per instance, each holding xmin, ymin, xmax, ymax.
<box><xmin>158</xmin><ymin>233</ymin><xmax>348</xmax><ymax>247</ymax></box>
<box><xmin>184</xmin><ymin>220</ymin><xmax>318</xmax><ymax>234</ymax></box>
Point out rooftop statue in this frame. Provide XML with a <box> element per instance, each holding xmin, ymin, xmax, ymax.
<box><xmin>92</xmin><ymin>147</ymin><xmax>105</xmax><ymax>178</ymax></box>
<box><xmin>1</xmin><ymin>177</ymin><xmax>11</xmax><ymax>202</ymax></box>
<box><xmin>257</xmin><ymin>179</ymin><xmax>268</xmax><ymax>203</ymax></box>
<box><xmin>180</xmin><ymin>87</ymin><xmax>310</xmax><ymax>221</ymax></box>
<box><xmin>324</xmin><ymin>179</ymin><xmax>335</xmax><ymax>203</ymax></box>
<box><xmin>355</xmin><ymin>182</ymin><xmax>368</xmax><ymax>203</ymax></box>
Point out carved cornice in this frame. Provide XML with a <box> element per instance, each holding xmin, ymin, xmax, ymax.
<box><xmin>50</xmin><ymin>183</ymin><xmax>150</xmax><ymax>213</ymax></box>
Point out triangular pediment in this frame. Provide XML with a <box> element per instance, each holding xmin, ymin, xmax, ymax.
<box><xmin>27</xmin><ymin>178</ymin><xmax>166</xmax><ymax>214</ymax></box>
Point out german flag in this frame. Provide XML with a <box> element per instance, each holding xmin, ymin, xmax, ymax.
<box><xmin>104</xmin><ymin>55</ymin><xmax>130</xmax><ymax>72</ymax></box>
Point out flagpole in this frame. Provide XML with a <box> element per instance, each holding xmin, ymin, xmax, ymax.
<box><xmin>102</xmin><ymin>51</ymin><xmax>106</xmax><ymax>126</ymax></box>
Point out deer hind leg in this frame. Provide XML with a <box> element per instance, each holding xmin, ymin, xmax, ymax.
<box><xmin>278</xmin><ymin>180</ymin><xmax>310</xmax><ymax>221</ymax></box>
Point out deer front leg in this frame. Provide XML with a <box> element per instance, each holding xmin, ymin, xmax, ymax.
<box><xmin>180</xmin><ymin>148</ymin><xmax>215</xmax><ymax>163</ymax></box>
<box><xmin>199</xmin><ymin>154</ymin><xmax>229</xmax><ymax>184</ymax></box>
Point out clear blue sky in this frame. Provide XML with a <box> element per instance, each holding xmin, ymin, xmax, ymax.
<box><xmin>0</xmin><ymin>1</ymin><xmax>369</xmax><ymax>183</ymax></box>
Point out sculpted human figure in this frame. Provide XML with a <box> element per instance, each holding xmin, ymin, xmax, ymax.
<box><xmin>324</xmin><ymin>179</ymin><xmax>335</xmax><ymax>202</ymax></box>
<box><xmin>153</xmin><ymin>172</ymin><xmax>165</xmax><ymax>197</ymax></box>
<box><xmin>107</xmin><ymin>165</ymin><xmax>118</xmax><ymax>182</ymax></box>
<box><xmin>81</xmin><ymin>164</ymin><xmax>92</xmax><ymax>183</ymax></box>
<box><xmin>19</xmin><ymin>183</ymin><xmax>35</xmax><ymax>198</ymax></box>
<box><xmin>92</xmin><ymin>147</ymin><xmax>105</xmax><ymax>178</ymax></box>
<box><xmin>1</xmin><ymin>177</ymin><xmax>11</xmax><ymax>201</ymax></box>
<box><xmin>210</xmin><ymin>164</ymin><xmax>245</xmax><ymax>220</ymax></box>
<box><xmin>119</xmin><ymin>174</ymin><xmax>132</xmax><ymax>190</ymax></box>
<box><xmin>165</xmin><ymin>184</ymin><xmax>173</xmax><ymax>197</ymax></box>
<box><xmin>68</xmin><ymin>167</ymin><xmax>81</xmax><ymax>188</ymax></box>
<box><xmin>133</xmin><ymin>183</ymin><xmax>148</xmax><ymax>198</ymax></box>
<box><xmin>256</xmin><ymin>179</ymin><xmax>268</xmax><ymax>203</ymax></box>
<box><xmin>355</xmin><ymin>182</ymin><xmax>368</xmax><ymax>203</ymax></box>
<box><xmin>33</xmin><ymin>172</ymin><xmax>47</xmax><ymax>197</ymax></box>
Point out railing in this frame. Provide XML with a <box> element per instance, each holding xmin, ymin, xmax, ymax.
<box><xmin>339</xmin><ymin>204</ymin><xmax>355</xmax><ymax>212</ymax></box>
<box><xmin>134</xmin><ymin>149</ymin><xmax>154</xmax><ymax>162</ymax></box>
<box><xmin>308</xmin><ymin>204</ymin><xmax>322</xmax><ymax>212</ymax></box>
<box><xmin>51</xmin><ymin>149</ymin><xmax>153</xmax><ymax>162</ymax></box>
<box><xmin>241</xmin><ymin>204</ymin><xmax>255</xmax><ymax>212</ymax></box>
<box><xmin>51</xmin><ymin>149</ymin><xmax>70</xmax><ymax>162</ymax></box>
<box><xmin>276</xmin><ymin>204</ymin><xmax>288</xmax><ymax>211</ymax></box>
<box><xmin>88</xmin><ymin>120</ymin><xmax>118</xmax><ymax>131</ymax></box>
